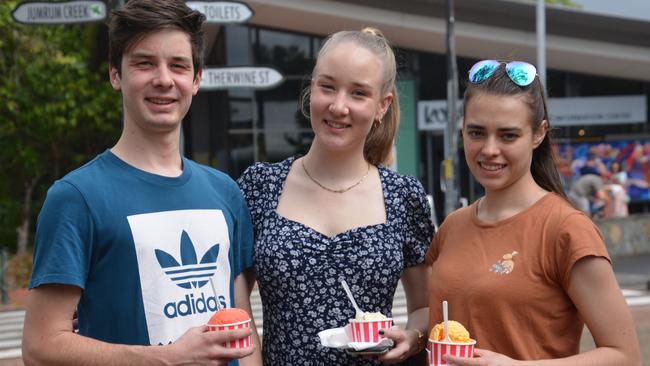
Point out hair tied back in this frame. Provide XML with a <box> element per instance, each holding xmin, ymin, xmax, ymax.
<box><xmin>361</xmin><ymin>26</ymin><xmax>384</xmax><ymax>38</ymax></box>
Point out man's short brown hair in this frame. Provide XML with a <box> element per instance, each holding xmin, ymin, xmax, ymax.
<box><xmin>108</xmin><ymin>0</ymin><xmax>206</xmax><ymax>78</ymax></box>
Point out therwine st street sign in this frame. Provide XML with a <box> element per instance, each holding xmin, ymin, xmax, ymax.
<box><xmin>200</xmin><ymin>67</ymin><xmax>283</xmax><ymax>90</ymax></box>
<box><xmin>12</xmin><ymin>1</ymin><xmax>106</xmax><ymax>24</ymax></box>
<box><xmin>186</xmin><ymin>1</ymin><xmax>253</xmax><ymax>23</ymax></box>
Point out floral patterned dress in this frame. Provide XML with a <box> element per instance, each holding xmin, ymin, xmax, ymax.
<box><xmin>238</xmin><ymin>156</ymin><xmax>434</xmax><ymax>365</ymax></box>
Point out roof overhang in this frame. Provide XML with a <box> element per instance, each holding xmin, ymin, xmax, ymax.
<box><xmin>244</xmin><ymin>0</ymin><xmax>650</xmax><ymax>82</ymax></box>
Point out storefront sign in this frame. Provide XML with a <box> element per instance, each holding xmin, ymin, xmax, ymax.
<box><xmin>548</xmin><ymin>95</ymin><xmax>646</xmax><ymax>126</ymax></box>
<box><xmin>200</xmin><ymin>67</ymin><xmax>283</xmax><ymax>90</ymax></box>
<box><xmin>417</xmin><ymin>100</ymin><xmax>463</xmax><ymax>132</ymax></box>
<box><xmin>418</xmin><ymin>95</ymin><xmax>647</xmax><ymax>131</ymax></box>
<box><xmin>187</xmin><ymin>1</ymin><xmax>253</xmax><ymax>23</ymax></box>
<box><xmin>12</xmin><ymin>1</ymin><xmax>106</xmax><ymax>24</ymax></box>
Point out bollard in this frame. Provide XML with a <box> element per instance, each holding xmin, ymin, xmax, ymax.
<box><xmin>0</xmin><ymin>248</ymin><xmax>8</xmax><ymax>305</ymax></box>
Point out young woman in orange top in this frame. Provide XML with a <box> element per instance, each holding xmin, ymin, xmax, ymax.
<box><xmin>427</xmin><ymin>60</ymin><xmax>641</xmax><ymax>365</ymax></box>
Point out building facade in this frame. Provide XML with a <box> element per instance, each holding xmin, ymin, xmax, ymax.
<box><xmin>183</xmin><ymin>0</ymin><xmax>650</xmax><ymax>220</ymax></box>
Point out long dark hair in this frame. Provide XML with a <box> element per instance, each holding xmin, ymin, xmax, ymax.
<box><xmin>463</xmin><ymin>63</ymin><xmax>569</xmax><ymax>201</ymax></box>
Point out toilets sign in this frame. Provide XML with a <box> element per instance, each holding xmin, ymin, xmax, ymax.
<box><xmin>12</xmin><ymin>1</ymin><xmax>106</xmax><ymax>24</ymax></box>
<box><xmin>186</xmin><ymin>1</ymin><xmax>253</xmax><ymax>23</ymax></box>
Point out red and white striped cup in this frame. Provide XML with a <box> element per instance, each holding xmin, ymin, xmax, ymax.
<box><xmin>426</xmin><ymin>339</ymin><xmax>476</xmax><ymax>366</ymax></box>
<box><xmin>348</xmin><ymin>318</ymin><xmax>393</xmax><ymax>343</ymax></box>
<box><xmin>207</xmin><ymin>319</ymin><xmax>252</xmax><ymax>349</ymax></box>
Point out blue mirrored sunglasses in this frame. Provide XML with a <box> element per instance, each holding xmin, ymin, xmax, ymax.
<box><xmin>468</xmin><ymin>60</ymin><xmax>537</xmax><ymax>87</ymax></box>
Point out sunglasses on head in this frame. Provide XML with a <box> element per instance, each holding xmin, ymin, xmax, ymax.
<box><xmin>468</xmin><ymin>60</ymin><xmax>538</xmax><ymax>87</ymax></box>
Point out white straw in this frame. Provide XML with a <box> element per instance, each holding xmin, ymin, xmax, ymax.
<box><xmin>209</xmin><ymin>277</ymin><xmax>222</xmax><ymax>311</ymax></box>
<box><xmin>443</xmin><ymin>300</ymin><xmax>450</xmax><ymax>342</ymax></box>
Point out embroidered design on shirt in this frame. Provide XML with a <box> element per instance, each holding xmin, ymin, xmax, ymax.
<box><xmin>490</xmin><ymin>251</ymin><xmax>518</xmax><ymax>275</ymax></box>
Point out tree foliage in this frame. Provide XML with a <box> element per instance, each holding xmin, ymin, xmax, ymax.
<box><xmin>545</xmin><ymin>0</ymin><xmax>581</xmax><ymax>8</ymax></box>
<box><xmin>516</xmin><ymin>0</ymin><xmax>581</xmax><ymax>8</ymax></box>
<box><xmin>0</xmin><ymin>0</ymin><xmax>122</xmax><ymax>255</ymax></box>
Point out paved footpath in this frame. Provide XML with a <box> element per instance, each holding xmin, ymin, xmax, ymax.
<box><xmin>581</xmin><ymin>304</ymin><xmax>650</xmax><ymax>363</ymax></box>
<box><xmin>0</xmin><ymin>310</ymin><xmax>22</xmax><ymax>362</ymax></box>
<box><xmin>2</xmin><ymin>283</ymin><xmax>649</xmax><ymax>366</ymax></box>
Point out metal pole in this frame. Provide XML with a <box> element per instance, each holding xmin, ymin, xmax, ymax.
<box><xmin>444</xmin><ymin>0</ymin><xmax>459</xmax><ymax>216</ymax></box>
<box><xmin>250</xmin><ymin>29</ymin><xmax>259</xmax><ymax>162</ymax></box>
<box><xmin>536</xmin><ymin>0</ymin><xmax>546</xmax><ymax>88</ymax></box>
<box><xmin>425</xmin><ymin>133</ymin><xmax>439</xmax><ymax>229</ymax></box>
<box><xmin>426</xmin><ymin>133</ymin><xmax>434</xmax><ymax>197</ymax></box>
<box><xmin>1</xmin><ymin>249</ymin><xmax>8</xmax><ymax>305</ymax></box>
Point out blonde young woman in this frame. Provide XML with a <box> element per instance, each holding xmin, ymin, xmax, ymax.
<box><xmin>238</xmin><ymin>28</ymin><xmax>434</xmax><ymax>365</ymax></box>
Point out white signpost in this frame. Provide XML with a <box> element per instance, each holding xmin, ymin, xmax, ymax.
<box><xmin>188</xmin><ymin>2</ymin><xmax>281</xmax><ymax>90</ymax></box>
<box><xmin>12</xmin><ymin>1</ymin><xmax>106</xmax><ymax>24</ymax></box>
<box><xmin>200</xmin><ymin>67</ymin><xmax>283</xmax><ymax>90</ymax></box>
<box><xmin>12</xmin><ymin>0</ymin><xmax>281</xmax><ymax>91</ymax></box>
<box><xmin>186</xmin><ymin>1</ymin><xmax>253</xmax><ymax>23</ymax></box>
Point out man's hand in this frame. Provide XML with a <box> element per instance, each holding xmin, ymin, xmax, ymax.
<box><xmin>167</xmin><ymin>325</ymin><xmax>255</xmax><ymax>365</ymax></box>
<box><xmin>23</xmin><ymin>285</ymin><xmax>256</xmax><ymax>366</ymax></box>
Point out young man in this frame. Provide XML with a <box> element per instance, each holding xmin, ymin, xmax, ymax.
<box><xmin>21</xmin><ymin>1</ymin><xmax>261</xmax><ymax>365</ymax></box>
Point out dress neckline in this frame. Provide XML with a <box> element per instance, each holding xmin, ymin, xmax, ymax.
<box><xmin>272</xmin><ymin>156</ymin><xmax>390</xmax><ymax>240</ymax></box>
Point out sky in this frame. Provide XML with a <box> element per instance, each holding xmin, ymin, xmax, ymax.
<box><xmin>570</xmin><ymin>0</ymin><xmax>650</xmax><ymax>22</ymax></box>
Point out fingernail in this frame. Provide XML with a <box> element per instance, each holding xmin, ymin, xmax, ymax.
<box><xmin>378</xmin><ymin>330</ymin><xmax>384</xmax><ymax>335</ymax></box>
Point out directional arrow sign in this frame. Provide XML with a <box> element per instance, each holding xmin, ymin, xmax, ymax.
<box><xmin>200</xmin><ymin>67</ymin><xmax>283</xmax><ymax>90</ymax></box>
<box><xmin>187</xmin><ymin>1</ymin><xmax>254</xmax><ymax>24</ymax></box>
<box><xmin>12</xmin><ymin>1</ymin><xmax>106</xmax><ymax>24</ymax></box>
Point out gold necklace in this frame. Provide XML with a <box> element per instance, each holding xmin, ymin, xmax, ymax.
<box><xmin>301</xmin><ymin>158</ymin><xmax>370</xmax><ymax>194</ymax></box>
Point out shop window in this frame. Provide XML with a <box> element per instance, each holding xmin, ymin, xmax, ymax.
<box><xmin>257</xmin><ymin>29</ymin><xmax>313</xmax><ymax>75</ymax></box>
<box><xmin>226</xmin><ymin>25</ymin><xmax>253</xmax><ymax>65</ymax></box>
<box><xmin>255</xmin><ymin>79</ymin><xmax>313</xmax><ymax>161</ymax></box>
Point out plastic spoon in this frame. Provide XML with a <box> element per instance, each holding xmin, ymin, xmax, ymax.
<box><xmin>443</xmin><ymin>300</ymin><xmax>451</xmax><ymax>343</ymax></box>
<box><xmin>341</xmin><ymin>279</ymin><xmax>364</xmax><ymax>318</ymax></box>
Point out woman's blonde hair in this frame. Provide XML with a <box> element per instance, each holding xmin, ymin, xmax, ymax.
<box><xmin>300</xmin><ymin>27</ymin><xmax>399</xmax><ymax>166</ymax></box>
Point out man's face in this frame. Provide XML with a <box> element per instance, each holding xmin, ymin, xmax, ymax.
<box><xmin>109</xmin><ymin>28</ymin><xmax>201</xmax><ymax>134</ymax></box>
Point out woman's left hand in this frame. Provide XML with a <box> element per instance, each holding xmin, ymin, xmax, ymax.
<box><xmin>373</xmin><ymin>327</ymin><xmax>419</xmax><ymax>364</ymax></box>
<box><xmin>445</xmin><ymin>348</ymin><xmax>518</xmax><ymax>366</ymax></box>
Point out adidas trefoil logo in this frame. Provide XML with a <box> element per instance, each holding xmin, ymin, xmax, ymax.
<box><xmin>155</xmin><ymin>230</ymin><xmax>219</xmax><ymax>289</ymax></box>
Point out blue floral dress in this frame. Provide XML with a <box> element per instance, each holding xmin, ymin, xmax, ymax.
<box><xmin>238</xmin><ymin>157</ymin><xmax>434</xmax><ymax>365</ymax></box>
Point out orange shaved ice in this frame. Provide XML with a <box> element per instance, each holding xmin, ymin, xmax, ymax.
<box><xmin>429</xmin><ymin>320</ymin><xmax>472</xmax><ymax>343</ymax></box>
<box><xmin>208</xmin><ymin>308</ymin><xmax>250</xmax><ymax>325</ymax></box>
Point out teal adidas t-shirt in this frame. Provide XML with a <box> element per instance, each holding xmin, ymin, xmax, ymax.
<box><xmin>30</xmin><ymin>150</ymin><xmax>254</xmax><ymax>347</ymax></box>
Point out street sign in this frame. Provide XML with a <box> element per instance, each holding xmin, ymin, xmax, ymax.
<box><xmin>200</xmin><ymin>67</ymin><xmax>283</xmax><ymax>90</ymax></box>
<box><xmin>12</xmin><ymin>1</ymin><xmax>106</xmax><ymax>24</ymax></box>
<box><xmin>187</xmin><ymin>1</ymin><xmax>254</xmax><ymax>24</ymax></box>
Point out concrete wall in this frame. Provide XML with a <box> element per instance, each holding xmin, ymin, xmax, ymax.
<box><xmin>596</xmin><ymin>214</ymin><xmax>650</xmax><ymax>258</ymax></box>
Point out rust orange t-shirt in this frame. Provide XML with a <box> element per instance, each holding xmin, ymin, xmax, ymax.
<box><xmin>426</xmin><ymin>193</ymin><xmax>610</xmax><ymax>360</ymax></box>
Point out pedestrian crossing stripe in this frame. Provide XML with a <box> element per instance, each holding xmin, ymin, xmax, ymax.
<box><xmin>623</xmin><ymin>289</ymin><xmax>650</xmax><ymax>306</ymax></box>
